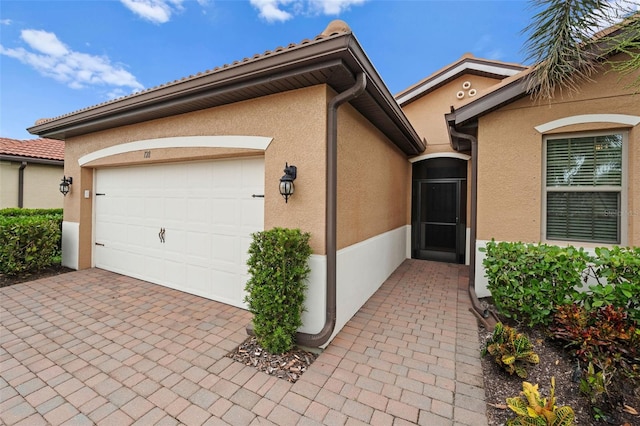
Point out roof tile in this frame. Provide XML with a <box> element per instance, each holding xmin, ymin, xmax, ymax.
<box><xmin>0</xmin><ymin>137</ymin><xmax>64</xmax><ymax>161</ymax></box>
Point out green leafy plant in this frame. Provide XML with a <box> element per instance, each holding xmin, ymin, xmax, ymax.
<box><xmin>552</xmin><ymin>303</ymin><xmax>640</xmax><ymax>421</ymax></box>
<box><xmin>580</xmin><ymin>246</ymin><xmax>640</xmax><ymax>325</ymax></box>
<box><xmin>579</xmin><ymin>361</ymin><xmax>613</xmax><ymax>421</ymax></box>
<box><xmin>244</xmin><ymin>227</ymin><xmax>312</xmax><ymax>354</ymax></box>
<box><xmin>482</xmin><ymin>322</ymin><xmax>540</xmax><ymax>378</ymax></box>
<box><xmin>551</xmin><ymin>304</ymin><xmax>639</xmax><ymax>373</ymax></box>
<box><xmin>506</xmin><ymin>377</ymin><xmax>575</xmax><ymax>426</ymax></box>
<box><xmin>0</xmin><ymin>210</ymin><xmax>62</xmax><ymax>276</ymax></box>
<box><xmin>481</xmin><ymin>240</ymin><xmax>588</xmax><ymax>327</ymax></box>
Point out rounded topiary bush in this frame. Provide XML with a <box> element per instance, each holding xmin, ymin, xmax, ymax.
<box><xmin>244</xmin><ymin>227</ymin><xmax>312</xmax><ymax>354</ymax></box>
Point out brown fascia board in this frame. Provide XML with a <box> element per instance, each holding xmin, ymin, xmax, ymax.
<box><xmin>28</xmin><ymin>32</ymin><xmax>424</xmax><ymax>155</ymax></box>
<box><xmin>0</xmin><ymin>154</ymin><xmax>64</xmax><ymax>166</ymax></box>
<box><xmin>446</xmin><ymin>76</ymin><xmax>529</xmax><ymax>127</ymax></box>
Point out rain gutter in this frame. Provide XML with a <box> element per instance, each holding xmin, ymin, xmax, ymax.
<box><xmin>18</xmin><ymin>162</ymin><xmax>27</xmax><ymax>208</ymax></box>
<box><xmin>296</xmin><ymin>72</ymin><xmax>367</xmax><ymax>348</ymax></box>
<box><xmin>447</xmin><ymin>126</ymin><xmax>492</xmax><ymax>325</ymax></box>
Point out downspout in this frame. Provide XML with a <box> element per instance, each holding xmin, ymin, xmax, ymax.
<box><xmin>296</xmin><ymin>72</ymin><xmax>367</xmax><ymax>348</ymax></box>
<box><xmin>18</xmin><ymin>162</ymin><xmax>27</xmax><ymax>208</ymax></box>
<box><xmin>448</xmin><ymin>127</ymin><xmax>492</xmax><ymax>324</ymax></box>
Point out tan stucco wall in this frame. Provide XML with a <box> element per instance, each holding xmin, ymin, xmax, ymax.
<box><xmin>336</xmin><ymin>103</ymin><xmax>410</xmax><ymax>249</ymax></box>
<box><xmin>63</xmin><ymin>86</ymin><xmax>330</xmax><ymax>268</ymax></box>
<box><xmin>402</xmin><ymin>75</ymin><xmax>501</xmax><ymax>154</ymax></box>
<box><xmin>0</xmin><ymin>161</ymin><xmax>63</xmax><ymax>209</ymax></box>
<box><xmin>65</xmin><ymin>86</ymin><xmax>420</xmax><ymax>268</ymax></box>
<box><xmin>62</xmin><ymin>83</ymin><xmax>417</xmax><ymax>269</ymax></box>
<box><xmin>476</xmin><ymin>57</ymin><xmax>640</xmax><ymax>246</ymax></box>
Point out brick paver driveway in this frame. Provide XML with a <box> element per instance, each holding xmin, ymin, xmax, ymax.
<box><xmin>0</xmin><ymin>260</ymin><xmax>488</xmax><ymax>425</ymax></box>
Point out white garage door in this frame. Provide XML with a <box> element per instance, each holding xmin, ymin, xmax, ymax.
<box><xmin>94</xmin><ymin>157</ymin><xmax>264</xmax><ymax>308</ymax></box>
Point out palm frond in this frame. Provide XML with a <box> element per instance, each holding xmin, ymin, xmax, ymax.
<box><xmin>523</xmin><ymin>0</ymin><xmax>623</xmax><ymax>100</ymax></box>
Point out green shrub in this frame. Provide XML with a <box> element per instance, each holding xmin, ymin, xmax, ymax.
<box><xmin>482</xmin><ymin>240</ymin><xmax>589</xmax><ymax>327</ymax></box>
<box><xmin>0</xmin><ymin>214</ymin><xmax>62</xmax><ymax>275</ymax></box>
<box><xmin>580</xmin><ymin>246</ymin><xmax>640</xmax><ymax>324</ymax></box>
<box><xmin>0</xmin><ymin>208</ymin><xmax>63</xmax><ymax>217</ymax></box>
<box><xmin>244</xmin><ymin>227</ymin><xmax>312</xmax><ymax>354</ymax></box>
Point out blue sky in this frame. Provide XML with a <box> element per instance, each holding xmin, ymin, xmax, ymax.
<box><xmin>0</xmin><ymin>0</ymin><xmax>536</xmax><ymax>140</ymax></box>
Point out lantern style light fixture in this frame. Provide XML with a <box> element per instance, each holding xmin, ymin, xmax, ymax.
<box><xmin>59</xmin><ymin>176</ymin><xmax>73</xmax><ymax>196</ymax></box>
<box><xmin>279</xmin><ymin>163</ymin><xmax>297</xmax><ymax>203</ymax></box>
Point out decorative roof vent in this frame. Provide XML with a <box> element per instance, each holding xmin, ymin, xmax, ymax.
<box><xmin>456</xmin><ymin>81</ymin><xmax>477</xmax><ymax>100</ymax></box>
<box><xmin>321</xmin><ymin>20</ymin><xmax>351</xmax><ymax>37</ymax></box>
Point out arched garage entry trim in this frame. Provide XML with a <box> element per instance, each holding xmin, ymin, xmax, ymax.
<box><xmin>79</xmin><ymin>135</ymin><xmax>273</xmax><ymax>166</ymax></box>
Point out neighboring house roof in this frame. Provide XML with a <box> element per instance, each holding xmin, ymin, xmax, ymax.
<box><xmin>0</xmin><ymin>137</ymin><xmax>64</xmax><ymax>164</ymax></box>
<box><xmin>28</xmin><ymin>20</ymin><xmax>425</xmax><ymax>156</ymax></box>
<box><xmin>395</xmin><ymin>54</ymin><xmax>528</xmax><ymax>107</ymax></box>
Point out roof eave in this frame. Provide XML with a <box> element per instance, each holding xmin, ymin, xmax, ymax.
<box><xmin>0</xmin><ymin>154</ymin><xmax>64</xmax><ymax>165</ymax></box>
<box><xmin>29</xmin><ymin>32</ymin><xmax>424</xmax><ymax>155</ymax></box>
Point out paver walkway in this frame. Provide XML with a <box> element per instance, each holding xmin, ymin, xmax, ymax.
<box><xmin>0</xmin><ymin>259</ymin><xmax>488</xmax><ymax>425</ymax></box>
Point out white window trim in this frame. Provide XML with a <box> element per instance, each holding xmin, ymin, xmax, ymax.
<box><xmin>541</xmin><ymin>130</ymin><xmax>628</xmax><ymax>246</ymax></box>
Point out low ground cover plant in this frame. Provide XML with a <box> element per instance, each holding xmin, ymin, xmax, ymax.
<box><xmin>0</xmin><ymin>208</ymin><xmax>62</xmax><ymax>275</ymax></box>
<box><xmin>483</xmin><ymin>322</ymin><xmax>540</xmax><ymax>378</ymax></box>
<box><xmin>506</xmin><ymin>378</ymin><xmax>575</xmax><ymax>426</ymax></box>
<box><xmin>244</xmin><ymin>227</ymin><xmax>312</xmax><ymax>354</ymax></box>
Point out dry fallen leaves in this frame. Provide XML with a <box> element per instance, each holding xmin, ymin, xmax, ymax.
<box><xmin>227</xmin><ymin>336</ymin><xmax>318</xmax><ymax>383</ymax></box>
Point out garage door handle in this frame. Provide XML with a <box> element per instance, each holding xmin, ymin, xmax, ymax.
<box><xmin>159</xmin><ymin>228</ymin><xmax>165</xmax><ymax>243</ymax></box>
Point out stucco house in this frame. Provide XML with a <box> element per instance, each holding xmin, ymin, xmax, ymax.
<box><xmin>0</xmin><ymin>137</ymin><xmax>65</xmax><ymax>209</ymax></box>
<box><xmin>28</xmin><ymin>20</ymin><xmax>639</xmax><ymax>347</ymax></box>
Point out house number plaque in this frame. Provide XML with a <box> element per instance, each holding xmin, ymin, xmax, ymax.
<box><xmin>144</xmin><ymin>150</ymin><xmax>151</xmax><ymax>158</ymax></box>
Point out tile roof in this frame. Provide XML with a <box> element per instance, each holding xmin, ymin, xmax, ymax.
<box><xmin>0</xmin><ymin>137</ymin><xmax>64</xmax><ymax>161</ymax></box>
<box><xmin>31</xmin><ymin>20</ymin><xmax>353</xmax><ymax>128</ymax></box>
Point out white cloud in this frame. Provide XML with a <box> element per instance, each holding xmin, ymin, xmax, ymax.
<box><xmin>21</xmin><ymin>29</ymin><xmax>69</xmax><ymax>56</ymax></box>
<box><xmin>120</xmin><ymin>0</ymin><xmax>185</xmax><ymax>24</ymax></box>
<box><xmin>250</xmin><ymin>0</ymin><xmax>295</xmax><ymax>23</ymax></box>
<box><xmin>250</xmin><ymin>0</ymin><xmax>367</xmax><ymax>23</ymax></box>
<box><xmin>309</xmin><ymin>0</ymin><xmax>366</xmax><ymax>15</ymax></box>
<box><xmin>0</xmin><ymin>29</ymin><xmax>144</xmax><ymax>93</ymax></box>
<box><xmin>1</xmin><ymin>19</ymin><xmax>12</xmax><ymax>25</ymax></box>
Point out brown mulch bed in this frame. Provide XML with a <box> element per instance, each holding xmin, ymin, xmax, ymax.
<box><xmin>479</xmin><ymin>315</ymin><xmax>640</xmax><ymax>425</ymax></box>
<box><xmin>226</xmin><ymin>336</ymin><xmax>318</xmax><ymax>383</ymax></box>
<box><xmin>0</xmin><ymin>264</ymin><xmax>74</xmax><ymax>288</ymax></box>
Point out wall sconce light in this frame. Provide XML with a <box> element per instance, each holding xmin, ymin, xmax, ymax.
<box><xmin>59</xmin><ymin>176</ymin><xmax>73</xmax><ymax>196</ymax></box>
<box><xmin>279</xmin><ymin>163</ymin><xmax>297</xmax><ymax>203</ymax></box>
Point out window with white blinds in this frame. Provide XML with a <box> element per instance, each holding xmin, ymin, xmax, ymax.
<box><xmin>545</xmin><ymin>133</ymin><xmax>623</xmax><ymax>244</ymax></box>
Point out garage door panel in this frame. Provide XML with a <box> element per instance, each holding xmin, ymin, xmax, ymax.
<box><xmin>211</xmin><ymin>270</ymin><xmax>241</xmax><ymax>304</ymax></box>
<box><xmin>95</xmin><ymin>158</ymin><xmax>264</xmax><ymax>308</ymax></box>
<box><xmin>187</xmin><ymin>232</ymin><xmax>211</xmax><ymax>263</ymax></box>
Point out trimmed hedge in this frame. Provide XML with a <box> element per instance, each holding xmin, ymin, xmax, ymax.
<box><xmin>0</xmin><ymin>209</ymin><xmax>63</xmax><ymax>276</ymax></box>
<box><xmin>482</xmin><ymin>240</ymin><xmax>639</xmax><ymax>327</ymax></box>
<box><xmin>244</xmin><ymin>227</ymin><xmax>312</xmax><ymax>354</ymax></box>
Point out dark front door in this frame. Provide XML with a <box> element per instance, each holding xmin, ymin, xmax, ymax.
<box><xmin>412</xmin><ymin>158</ymin><xmax>467</xmax><ymax>264</ymax></box>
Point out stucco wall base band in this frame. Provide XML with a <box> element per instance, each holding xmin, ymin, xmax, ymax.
<box><xmin>61</xmin><ymin>221</ymin><xmax>80</xmax><ymax>270</ymax></box>
<box><xmin>331</xmin><ymin>226</ymin><xmax>408</xmax><ymax>345</ymax></box>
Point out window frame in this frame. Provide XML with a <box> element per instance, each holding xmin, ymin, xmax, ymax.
<box><xmin>541</xmin><ymin>130</ymin><xmax>628</xmax><ymax>245</ymax></box>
